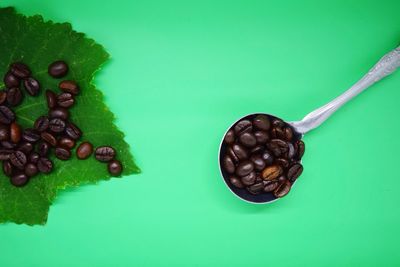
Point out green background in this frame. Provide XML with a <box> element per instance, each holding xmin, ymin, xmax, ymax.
<box><xmin>1</xmin><ymin>0</ymin><xmax>400</xmax><ymax>266</ymax></box>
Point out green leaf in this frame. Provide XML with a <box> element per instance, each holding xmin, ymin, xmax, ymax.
<box><xmin>0</xmin><ymin>7</ymin><xmax>140</xmax><ymax>225</ymax></box>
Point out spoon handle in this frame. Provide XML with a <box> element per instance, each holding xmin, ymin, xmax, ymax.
<box><xmin>290</xmin><ymin>45</ymin><xmax>400</xmax><ymax>134</ymax></box>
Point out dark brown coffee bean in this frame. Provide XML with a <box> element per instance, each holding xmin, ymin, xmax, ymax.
<box><xmin>254</xmin><ymin>131</ymin><xmax>268</xmax><ymax>144</ymax></box>
<box><xmin>40</xmin><ymin>132</ymin><xmax>57</xmax><ymax>147</ymax></box>
<box><xmin>24</xmin><ymin>163</ymin><xmax>38</xmax><ymax>177</ymax></box>
<box><xmin>1</xmin><ymin>141</ymin><xmax>16</xmax><ymax>149</ymax></box>
<box><xmin>0</xmin><ymin>91</ymin><xmax>6</xmax><ymax>105</ymax></box>
<box><xmin>0</xmin><ymin>149</ymin><xmax>12</xmax><ymax>160</ymax></box>
<box><xmin>272</xmin><ymin>119</ymin><xmax>285</xmax><ymax>128</ymax></box>
<box><xmin>248</xmin><ymin>182</ymin><xmax>264</xmax><ymax>195</ymax></box>
<box><xmin>10</xmin><ymin>62</ymin><xmax>30</xmax><ymax>79</ymax></box>
<box><xmin>59</xmin><ymin>80</ymin><xmax>79</xmax><ymax>95</ymax></box>
<box><xmin>37</xmin><ymin>141</ymin><xmax>50</xmax><ymax>156</ymax></box>
<box><xmin>227</xmin><ymin>147</ymin><xmax>239</xmax><ymax>163</ymax></box>
<box><xmin>55</xmin><ymin>147</ymin><xmax>71</xmax><ymax>160</ymax></box>
<box><xmin>4</xmin><ymin>71</ymin><xmax>20</xmax><ymax>88</ymax></box>
<box><xmin>250</xmin><ymin>154</ymin><xmax>266</xmax><ymax>171</ymax></box>
<box><xmin>48</xmin><ymin>60</ymin><xmax>69</xmax><ymax>78</ymax></box>
<box><xmin>10</xmin><ymin>122</ymin><xmax>21</xmax><ymax>143</ymax></box>
<box><xmin>10</xmin><ymin>151</ymin><xmax>27</xmax><ymax>170</ymax></box>
<box><xmin>23</xmin><ymin>77</ymin><xmax>40</xmax><ymax>96</ymax></box>
<box><xmin>296</xmin><ymin>140</ymin><xmax>305</xmax><ymax>159</ymax></box>
<box><xmin>0</xmin><ymin>106</ymin><xmax>15</xmax><ymax>124</ymax></box>
<box><xmin>277</xmin><ymin>176</ymin><xmax>287</xmax><ymax>183</ymax></box>
<box><xmin>46</xmin><ymin>90</ymin><xmax>57</xmax><ymax>109</ymax></box>
<box><xmin>261</xmin><ymin>151</ymin><xmax>274</xmax><ymax>165</ymax></box>
<box><xmin>231</xmin><ymin>144</ymin><xmax>248</xmax><ymax>161</ymax></box>
<box><xmin>234</xmin><ymin>120</ymin><xmax>252</xmax><ymax>135</ymax></box>
<box><xmin>49</xmin><ymin>107</ymin><xmax>69</xmax><ymax>120</ymax></box>
<box><xmin>267</xmin><ymin>139</ymin><xmax>289</xmax><ymax>157</ymax></box>
<box><xmin>49</xmin><ymin>118</ymin><xmax>66</xmax><ymax>133</ymax></box>
<box><xmin>65</xmin><ymin>122</ymin><xmax>81</xmax><ymax>140</ymax></box>
<box><xmin>275</xmin><ymin>158</ymin><xmax>289</xmax><ymax>168</ymax></box>
<box><xmin>3</xmin><ymin>160</ymin><xmax>13</xmax><ymax>177</ymax></box>
<box><xmin>18</xmin><ymin>142</ymin><xmax>33</xmax><ymax>154</ymax></box>
<box><xmin>58</xmin><ymin>137</ymin><xmax>75</xmax><ymax>149</ymax></box>
<box><xmin>76</xmin><ymin>142</ymin><xmax>93</xmax><ymax>159</ymax></box>
<box><xmin>229</xmin><ymin>176</ymin><xmax>244</xmax><ymax>188</ymax></box>
<box><xmin>261</xmin><ymin>165</ymin><xmax>283</xmax><ymax>180</ymax></box>
<box><xmin>239</xmin><ymin>132</ymin><xmax>257</xmax><ymax>148</ymax></box>
<box><xmin>235</xmin><ymin>160</ymin><xmax>254</xmax><ymax>177</ymax></box>
<box><xmin>274</xmin><ymin>180</ymin><xmax>291</xmax><ymax>198</ymax></box>
<box><xmin>270</xmin><ymin>127</ymin><xmax>285</xmax><ymax>139</ymax></box>
<box><xmin>241</xmin><ymin>171</ymin><xmax>256</xmax><ymax>186</ymax></box>
<box><xmin>22</xmin><ymin>129</ymin><xmax>40</xmax><ymax>143</ymax></box>
<box><xmin>34</xmin><ymin>116</ymin><xmax>49</xmax><ymax>132</ymax></box>
<box><xmin>0</xmin><ymin>124</ymin><xmax>9</xmax><ymax>141</ymax></box>
<box><xmin>222</xmin><ymin>155</ymin><xmax>235</xmax><ymax>174</ymax></box>
<box><xmin>29</xmin><ymin>152</ymin><xmax>40</xmax><ymax>164</ymax></box>
<box><xmin>57</xmin><ymin>92</ymin><xmax>74</xmax><ymax>108</ymax></box>
<box><xmin>224</xmin><ymin>130</ymin><xmax>235</xmax><ymax>144</ymax></box>
<box><xmin>6</xmin><ymin>87</ymin><xmax>23</xmax><ymax>106</ymax></box>
<box><xmin>95</xmin><ymin>146</ymin><xmax>116</xmax><ymax>162</ymax></box>
<box><xmin>250</xmin><ymin>145</ymin><xmax>264</xmax><ymax>154</ymax></box>
<box><xmin>253</xmin><ymin>115</ymin><xmax>270</xmax><ymax>131</ymax></box>
<box><xmin>263</xmin><ymin>180</ymin><xmax>279</xmax><ymax>192</ymax></box>
<box><xmin>287</xmin><ymin>143</ymin><xmax>295</xmax><ymax>159</ymax></box>
<box><xmin>108</xmin><ymin>160</ymin><xmax>123</xmax><ymax>176</ymax></box>
<box><xmin>283</xmin><ymin>127</ymin><xmax>293</xmax><ymax>141</ymax></box>
<box><xmin>287</xmin><ymin>163</ymin><xmax>303</xmax><ymax>182</ymax></box>
<box><xmin>11</xmin><ymin>173</ymin><xmax>29</xmax><ymax>187</ymax></box>
<box><xmin>37</xmin><ymin>157</ymin><xmax>53</xmax><ymax>173</ymax></box>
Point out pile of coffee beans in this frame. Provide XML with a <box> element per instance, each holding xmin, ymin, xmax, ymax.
<box><xmin>220</xmin><ymin>114</ymin><xmax>305</xmax><ymax>198</ymax></box>
<box><xmin>1</xmin><ymin>61</ymin><xmax>123</xmax><ymax>187</ymax></box>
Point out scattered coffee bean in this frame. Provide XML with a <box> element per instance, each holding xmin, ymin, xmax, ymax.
<box><xmin>18</xmin><ymin>142</ymin><xmax>33</xmax><ymax>154</ymax></box>
<box><xmin>57</xmin><ymin>92</ymin><xmax>74</xmax><ymax>108</ymax></box>
<box><xmin>37</xmin><ymin>141</ymin><xmax>50</xmax><ymax>156</ymax></box>
<box><xmin>37</xmin><ymin>157</ymin><xmax>53</xmax><ymax>173</ymax></box>
<box><xmin>58</xmin><ymin>137</ymin><xmax>75</xmax><ymax>149</ymax></box>
<box><xmin>29</xmin><ymin>152</ymin><xmax>40</xmax><ymax>164</ymax></box>
<box><xmin>10</xmin><ymin>150</ymin><xmax>27</xmax><ymax>170</ymax></box>
<box><xmin>49</xmin><ymin>118</ymin><xmax>66</xmax><ymax>133</ymax></box>
<box><xmin>59</xmin><ymin>80</ymin><xmax>79</xmax><ymax>95</ymax></box>
<box><xmin>95</xmin><ymin>146</ymin><xmax>116</xmax><ymax>162</ymax></box>
<box><xmin>0</xmin><ymin>106</ymin><xmax>15</xmax><ymax>124</ymax></box>
<box><xmin>65</xmin><ymin>122</ymin><xmax>81</xmax><ymax>140</ymax></box>
<box><xmin>0</xmin><ymin>124</ymin><xmax>9</xmax><ymax>141</ymax></box>
<box><xmin>22</xmin><ymin>128</ymin><xmax>40</xmax><ymax>143</ymax></box>
<box><xmin>76</xmin><ymin>142</ymin><xmax>93</xmax><ymax>159</ymax></box>
<box><xmin>10</xmin><ymin>122</ymin><xmax>21</xmax><ymax>143</ymax></box>
<box><xmin>4</xmin><ymin>71</ymin><xmax>20</xmax><ymax>88</ymax></box>
<box><xmin>34</xmin><ymin>116</ymin><xmax>49</xmax><ymax>132</ymax></box>
<box><xmin>55</xmin><ymin>147</ymin><xmax>71</xmax><ymax>160</ymax></box>
<box><xmin>49</xmin><ymin>107</ymin><xmax>69</xmax><ymax>120</ymax></box>
<box><xmin>10</xmin><ymin>62</ymin><xmax>30</xmax><ymax>79</ymax></box>
<box><xmin>48</xmin><ymin>60</ymin><xmax>69</xmax><ymax>78</ymax></box>
<box><xmin>46</xmin><ymin>90</ymin><xmax>57</xmax><ymax>109</ymax></box>
<box><xmin>108</xmin><ymin>160</ymin><xmax>122</xmax><ymax>176</ymax></box>
<box><xmin>3</xmin><ymin>160</ymin><xmax>13</xmax><ymax>177</ymax></box>
<box><xmin>11</xmin><ymin>173</ymin><xmax>29</xmax><ymax>187</ymax></box>
<box><xmin>6</xmin><ymin>87</ymin><xmax>23</xmax><ymax>106</ymax></box>
<box><xmin>23</xmin><ymin>77</ymin><xmax>40</xmax><ymax>96</ymax></box>
<box><xmin>40</xmin><ymin>132</ymin><xmax>57</xmax><ymax>147</ymax></box>
<box><xmin>0</xmin><ymin>149</ymin><xmax>12</xmax><ymax>160</ymax></box>
<box><xmin>0</xmin><ymin>91</ymin><xmax>7</xmax><ymax>105</ymax></box>
<box><xmin>24</xmin><ymin>163</ymin><xmax>38</xmax><ymax>177</ymax></box>
<box><xmin>1</xmin><ymin>141</ymin><xmax>16</xmax><ymax>149</ymax></box>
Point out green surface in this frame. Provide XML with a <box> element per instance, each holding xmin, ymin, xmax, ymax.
<box><xmin>1</xmin><ymin>0</ymin><xmax>400</xmax><ymax>266</ymax></box>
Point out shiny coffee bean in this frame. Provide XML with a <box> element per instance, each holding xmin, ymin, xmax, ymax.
<box><xmin>65</xmin><ymin>122</ymin><xmax>81</xmax><ymax>140</ymax></box>
<box><xmin>0</xmin><ymin>106</ymin><xmax>15</xmax><ymax>124</ymax></box>
<box><xmin>22</xmin><ymin>129</ymin><xmax>40</xmax><ymax>143</ymax></box>
<box><xmin>40</xmin><ymin>132</ymin><xmax>57</xmax><ymax>147</ymax></box>
<box><xmin>253</xmin><ymin>115</ymin><xmax>270</xmax><ymax>131</ymax></box>
<box><xmin>10</xmin><ymin>122</ymin><xmax>21</xmax><ymax>143</ymax></box>
<box><xmin>11</xmin><ymin>173</ymin><xmax>29</xmax><ymax>187</ymax></box>
<box><xmin>261</xmin><ymin>150</ymin><xmax>274</xmax><ymax>165</ymax></box>
<box><xmin>277</xmin><ymin>176</ymin><xmax>287</xmax><ymax>183</ymax></box>
<box><xmin>108</xmin><ymin>160</ymin><xmax>123</xmax><ymax>176</ymax></box>
<box><xmin>231</xmin><ymin>144</ymin><xmax>248</xmax><ymax>161</ymax></box>
<box><xmin>263</xmin><ymin>180</ymin><xmax>279</xmax><ymax>192</ymax></box>
<box><xmin>37</xmin><ymin>157</ymin><xmax>53</xmax><ymax>173</ymax></box>
<box><xmin>250</xmin><ymin>154</ymin><xmax>266</xmax><ymax>171</ymax></box>
<box><xmin>46</xmin><ymin>90</ymin><xmax>57</xmax><ymax>109</ymax></box>
<box><xmin>58</xmin><ymin>137</ymin><xmax>75</xmax><ymax>149</ymax></box>
<box><xmin>49</xmin><ymin>118</ymin><xmax>66</xmax><ymax>133</ymax></box>
<box><xmin>267</xmin><ymin>139</ymin><xmax>288</xmax><ymax>157</ymax></box>
<box><xmin>241</xmin><ymin>171</ymin><xmax>256</xmax><ymax>186</ymax></box>
<box><xmin>55</xmin><ymin>147</ymin><xmax>71</xmax><ymax>160</ymax></box>
<box><xmin>0</xmin><ymin>149</ymin><xmax>12</xmax><ymax>160</ymax></box>
<box><xmin>250</xmin><ymin>145</ymin><xmax>264</xmax><ymax>154</ymax></box>
<box><xmin>239</xmin><ymin>132</ymin><xmax>256</xmax><ymax>147</ymax></box>
<box><xmin>3</xmin><ymin>160</ymin><xmax>13</xmax><ymax>177</ymax></box>
<box><xmin>296</xmin><ymin>140</ymin><xmax>305</xmax><ymax>159</ymax></box>
<box><xmin>287</xmin><ymin>143</ymin><xmax>295</xmax><ymax>159</ymax></box>
<box><xmin>18</xmin><ymin>142</ymin><xmax>33</xmax><ymax>154</ymax></box>
<box><xmin>76</xmin><ymin>142</ymin><xmax>93</xmax><ymax>159</ymax></box>
<box><xmin>29</xmin><ymin>152</ymin><xmax>40</xmax><ymax>164</ymax></box>
<box><xmin>57</xmin><ymin>92</ymin><xmax>74</xmax><ymax>108</ymax></box>
<box><xmin>48</xmin><ymin>60</ymin><xmax>69</xmax><ymax>78</ymax></box>
<box><xmin>270</xmin><ymin>127</ymin><xmax>285</xmax><ymax>139</ymax></box>
<box><xmin>37</xmin><ymin>141</ymin><xmax>50</xmax><ymax>156</ymax></box>
<box><xmin>254</xmin><ymin>131</ymin><xmax>268</xmax><ymax>144</ymax></box>
<box><xmin>4</xmin><ymin>71</ymin><xmax>20</xmax><ymax>88</ymax></box>
<box><xmin>6</xmin><ymin>87</ymin><xmax>23</xmax><ymax>106</ymax></box>
<box><xmin>235</xmin><ymin>160</ymin><xmax>254</xmax><ymax>177</ymax></box>
<box><xmin>0</xmin><ymin>124</ymin><xmax>9</xmax><ymax>141</ymax></box>
<box><xmin>248</xmin><ymin>182</ymin><xmax>264</xmax><ymax>195</ymax></box>
<box><xmin>10</xmin><ymin>62</ymin><xmax>30</xmax><ymax>78</ymax></box>
<box><xmin>49</xmin><ymin>107</ymin><xmax>69</xmax><ymax>120</ymax></box>
<box><xmin>95</xmin><ymin>146</ymin><xmax>116</xmax><ymax>162</ymax></box>
<box><xmin>287</xmin><ymin>163</ymin><xmax>303</xmax><ymax>182</ymax></box>
<box><xmin>59</xmin><ymin>80</ymin><xmax>79</xmax><ymax>95</ymax></box>
<box><xmin>274</xmin><ymin>180</ymin><xmax>291</xmax><ymax>198</ymax></box>
<box><xmin>0</xmin><ymin>91</ymin><xmax>6</xmax><ymax>105</ymax></box>
<box><xmin>283</xmin><ymin>127</ymin><xmax>293</xmax><ymax>141</ymax></box>
<box><xmin>234</xmin><ymin>120</ymin><xmax>252</xmax><ymax>135</ymax></box>
<box><xmin>275</xmin><ymin>158</ymin><xmax>289</xmax><ymax>168</ymax></box>
<box><xmin>23</xmin><ymin>77</ymin><xmax>40</xmax><ymax>96</ymax></box>
<box><xmin>24</xmin><ymin>163</ymin><xmax>38</xmax><ymax>177</ymax></box>
<box><xmin>10</xmin><ymin>151</ymin><xmax>27</xmax><ymax>169</ymax></box>
<box><xmin>229</xmin><ymin>176</ymin><xmax>244</xmax><ymax>188</ymax></box>
<box><xmin>34</xmin><ymin>116</ymin><xmax>49</xmax><ymax>132</ymax></box>
<box><xmin>224</xmin><ymin>130</ymin><xmax>235</xmax><ymax>144</ymax></box>
<box><xmin>261</xmin><ymin>165</ymin><xmax>283</xmax><ymax>180</ymax></box>
<box><xmin>222</xmin><ymin>155</ymin><xmax>235</xmax><ymax>174</ymax></box>
<box><xmin>272</xmin><ymin>119</ymin><xmax>285</xmax><ymax>128</ymax></box>
<box><xmin>1</xmin><ymin>141</ymin><xmax>16</xmax><ymax>149</ymax></box>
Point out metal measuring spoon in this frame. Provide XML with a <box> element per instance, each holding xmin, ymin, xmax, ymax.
<box><xmin>219</xmin><ymin>45</ymin><xmax>400</xmax><ymax>204</ymax></box>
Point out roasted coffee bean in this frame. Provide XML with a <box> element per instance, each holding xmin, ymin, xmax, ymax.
<box><xmin>3</xmin><ymin>161</ymin><xmax>13</xmax><ymax>177</ymax></box>
<box><xmin>253</xmin><ymin>115</ymin><xmax>270</xmax><ymax>131</ymax></box>
<box><xmin>49</xmin><ymin>107</ymin><xmax>69</xmax><ymax>120</ymax></box>
<box><xmin>277</xmin><ymin>176</ymin><xmax>287</xmax><ymax>183</ymax></box>
<box><xmin>65</xmin><ymin>122</ymin><xmax>81</xmax><ymax>140</ymax></box>
<box><xmin>0</xmin><ymin>124</ymin><xmax>9</xmax><ymax>141</ymax></box>
<box><xmin>76</xmin><ymin>142</ymin><xmax>93</xmax><ymax>159</ymax></box>
<box><xmin>1</xmin><ymin>141</ymin><xmax>16</xmax><ymax>149</ymax></box>
<box><xmin>287</xmin><ymin>163</ymin><xmax>303</xmax><ymax>182</ymax></box>
<box><xmin>250</xmin><ymin>154</ymin><xmax>266</xmax><ymax>171</ymax></box>
<box><xmin>0</xmin><ymin>91</ymin><xmax>6</xmax><ymax>105</ymax></box>
<box><xmin>224</xmin><ymin>130</ymin><xmax>235</xmax><ymax>144</ymax></box>
<box><xmin>34</xmin><ymin>116</ymin><xmax>49</xmax><ymax>132</ymax></box>
<box><xmin>9</xmin><ymin>123</ymin><xmax>22</xmax><ymax>143</ymax></box>
<box><xmin>24</xmin><ymin>163</ymin><xmax>38</xmax><ymax>177</ymax></box>
<box><xmin>270</xmin><ymin>127</ymin><xmax>285</xmax><ymax>139</ymax></box>
<box><xmin>108</xmin><ymin>160</ymin><xmax>123</xmax><ymax>176</ymax></box>
<box><xmin>29</xmin><ymin>152</ymin><xmax>40</xmax><ymax>164</ymax></box>
<box><xmin>261</xmin><ymin>150</ymin><xmax>274</xmax><ymax>165</ymax></box>
<box><xmin>229</xmin><ymin>176</ymin><xmax>244</xmax><ymax>188</ymax></box>
<box><xmin>95</xmin><ymin>146</ymin><xmax>116</xmax><ymax>162</ymax></box>
<box><xmin>230</xmin><ymin>144</ymin><xmax>248</xmax><ymax>161</ymax></box>
<box><xmin>235</xmin><ymin>160</ymin><xmax>254</xmax><ymax>177</ymax></box>
<box><xmin>222</xmin><ymin>155</ymin><xmax>235</xmax><ymax>174</ymax></box>
<box><xmin>267</xmin><ymin>139</ymin><xmax>288</xmax><ymax>157</ymax></box>
<box><xmin>0</xmin><ymin>106</ymin><xmax>15</xmax><ymax>124</ymax></box>
<box><xmin>11</xmin><ymin>173</ymin><xmax>29</xmax><ymax>187</ymax></box>
<box><xmin>283</xmin><ymin>127</ymin><xmax>293</xmax><ymax>141</ymax></box>
<box><xmin>261</xmin><ymin>165</ymin><xmax>283</xmax><ymax>180</ymax></box>
<box><xmin>46</xmin><ymin>90</ymin><xmax>57</xmax><ymax>109</ymax></box>
<box><xmin>10</xmin><ymin>62</ymin><xmax>30</xmax><ymax>78</ymax></box>
<box><xmin>254</xmin><ymin>131</ymin><xmax>268</xmax><ymax>144</ymax></box>
<box><xmin>296</xmin><ymin>140</ymin><xmax>305</xmax><ymax>159</ymax></box>
<box><xmin>248</xmin><ymin>182</ymin><xmax>264</xmax><ymax>195</ymax></box>
<box><xmin>272</xmin><ymin>119</ymin><xmax>285</xmax><ymax>128</ymax></box>
<box><xmin>241</xmin><ymin>171</ymin><xmax>256</xmax><ymax>186</ymax></box>
<box><xmin>57</xmin><ymin>92</ymin><xmax>74</xmax><ymax>108</ymax></box>
<box><xmin>37</xmin><ymin>157</ymin><xmax>53</xmax><ymax>173</ymax></box>
<box><xmin>4</xmin><ymin>71</ymin><xmax>20</xmax><ymax>88</ymax></box>
<box><xmin>23</xmin><ymin>77</ymin><xmax>40</xmax><ymax>96</ymax></box>
<box><xmin>275</xmin><ymin>158</ymin><xmax>289</xmax><ymax>168</ymax></box>
<box><xmin>40</xmin><ymin>132</ymin><xmax>57</xmax><ymax>147</ymax></box>
<box><xmin>6</xmin><ymin>87</ymin><xmax>23</xmax><ymax>106</ymax></box>
<box><xmin>234</xmin><ymin>120</ymin><xmax>252</xmax><ymax>135</ymax></box>
<box><xmin>10</xmin><ymin>151</ymin><xmax>27</xmax><ymax>169</ymax></box>
<box><xmin>58</xmin><ymin>137</ymin><xmax>75</xmax><ymax>149</ymax></box>
<box><xmin>55</xmin><ymin>147</ymin><xmax>71</xmax><ymax>160</ymax></box>
<box><xmin>22</xmin><ymin>129</ymin><xmax>40</xmax><ymax>143</ymax></box>
<box><xmin>274</xmin><ymin>180</ymin><xmax>291</xmax><ymax>198</ymax></box>
<box><xmin>287</xmin><ymin>143</ymin><xmax>295</xmax><ymax>159</ymax></box>
<box><xmin>263</xmin><ymin>180</ymin><xmax>279</xmax><ymax>192</ymax></box>
<box><xmin>250</xmin><ymin>145</ymin><xmax>264</xmax><ymax>155</ymax></box>
<box><xmin>18</xmin><ymin>142</ymin><xmax>33</xmax><ymax>154</ymax></box>
<box><xmin>239</xmin><ymin>132</ymin><xmax>257</xmax><ymax>148</ymax></box>
<box><xmin>37</xmin><ymin>141</ymin><xmax>50</xmax><ymax>156</ymax></box>
<box><xmin>59</xmin><ymin>80</ymin><xmax>79</xmax><ymax>95</ymax></box>
<box><xmin>48</xmin><ymin>60</ymin><xmax>69</xmax><ymax>78</ymax></box>
<box><xmin>49</xmin><ymin>118</ymin><xmax>66</xmax><ymax>133</ymax></box>
<box><xmin>0</xmin><ymin>149</ymin><xmax>12</xmax><ymax>160</ymax></box>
